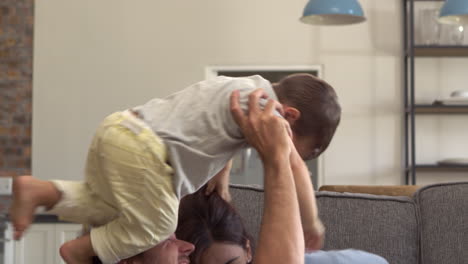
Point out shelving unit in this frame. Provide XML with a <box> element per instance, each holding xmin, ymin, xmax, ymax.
<box><xmin>412</xmin><ymin>105</ymin><xmax>468</xmax><ymax>114</ymax></box>
<box><xmin>415</xmin><ymin>164</ymin><xmax>468</xmax><ymax>172</ymax></box>
<box><xmin>414</xmin><ymin>46</ymin><xmax>468</xmax><ymax>57</ymax></box>
<box><xmin>403</xmin><ymin>0</ymin><xmax>468</xmax><ymax>184</ymax></box>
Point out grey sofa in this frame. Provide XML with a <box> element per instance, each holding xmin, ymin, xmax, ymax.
<box><xmin>230</xmin><ymin>182</ymin><xmax>468</xmax><ymax>264</ymax></box>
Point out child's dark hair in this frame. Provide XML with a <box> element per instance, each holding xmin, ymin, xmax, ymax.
<box><xmin>273</xmin><ymin>73</ymin><xmax>341</xmax><ymax>158</ymax></box>
<box><xmin>175</xmin><ymin>187</ymin><xmax>253</xmax><ymax>264</ymax></box>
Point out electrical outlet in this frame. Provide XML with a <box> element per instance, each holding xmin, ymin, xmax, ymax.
<box><xmin>0</xmin><ymin>178</ymin><xmax>13</xmax><ymax>195</ymax></box>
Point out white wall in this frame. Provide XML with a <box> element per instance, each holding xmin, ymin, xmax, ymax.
<box><xmin>33</xmin><ymin>0</ymin><xmax>468</xmax><ymax>186</ymax></box>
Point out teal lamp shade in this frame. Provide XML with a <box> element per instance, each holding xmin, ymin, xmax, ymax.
<box><xmin>300</xmin><ymin>0</ymin><xmax>366</xmax><ymax>25</ymax></box>
<box><xmin>439</xmin><ymin>0</ymin><xmax>468</xmax><ymax>25</ymax></box>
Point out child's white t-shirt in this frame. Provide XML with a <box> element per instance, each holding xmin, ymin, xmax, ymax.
<box><xmin>133</xmin><ymin>75</ymin><xmax>278</xmax><ymax>198</ymax></box>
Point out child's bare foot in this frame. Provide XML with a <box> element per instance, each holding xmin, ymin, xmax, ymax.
<box><xmin>10</xmin><ymin>176</ymin><xmax>40</xmax><ymax>240</ymax></box>
<box><xmin>10</xmin><ymin>176</ymin><xmax>61</xmax><ymax>240</ymax></box>
<box><xmin>60</xmin><ymin>236</ymin><xmax>94</xmax><ymax>264</ymax></box>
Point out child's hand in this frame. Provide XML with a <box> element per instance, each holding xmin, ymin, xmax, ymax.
<box><xmin>205</xmin><ymin>160</ymin><xmax>232</xmax><ymax>202</ymax></box>
<box><xmin>205</xmin><ymin>178</ymin><xmax>231</xmax><ymax>202</ymax></box>
<box><xmin>304</xmin><ymin>219</ymin><xmax>325</xmax><ymax>252</ymax></box>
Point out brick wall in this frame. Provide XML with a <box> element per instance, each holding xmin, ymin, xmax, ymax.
<box><xmin>0</xmin><ymin>0</ymin><xmax>34</xmax><ymax>176</ymax></box>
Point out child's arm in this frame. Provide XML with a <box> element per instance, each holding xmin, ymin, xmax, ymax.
<box><xmin>205</xmin><ymin>159</ymin><xmax>232</xmax><ymax>202</ymax></box>
<box><xmin>290</xmin><ymin>145</ymin><xmax>325</xmax><ymax>252</ymax></box>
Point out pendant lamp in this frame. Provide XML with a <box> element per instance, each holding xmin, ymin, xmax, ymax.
<box><xmin>439</xmin><ymin>0</ymin><xmax>468</xmax><ymax>25</ymax></box>
<box><xmin>300</xmin><ymin>0</ymin><xmax>366</xmax><ymax>25</ymax></box>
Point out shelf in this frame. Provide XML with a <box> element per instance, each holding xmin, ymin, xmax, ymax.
<box><xmin>403</xmin><ymin>1</ymin><xmax>468</xmax><ymax>184</ymax></box>
<box><xmin>414</xmin><ymin>164</ymin><xmax>468</xmax><ymax>172</ymax></box>
<box><xmin>413</xmin><ymin>46</ymin><xmax>468</xmax><ymax>57</ymax></box>
<box><xmin>407</xmin><ymin>104</ymin><xmax>468</xmax><ymax>114</ymax></box>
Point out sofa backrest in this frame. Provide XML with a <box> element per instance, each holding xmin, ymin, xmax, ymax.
<box><xmin>230</xmin><ymin>185</ymin><xmax>419</xmax><ymax>264</ymax></box>
<box><xmin>230</xmin><ymin>184</ymin><xmax>265</xmax><ymax>246</ymax></box>
<box><xmin>415</xmin><ymin>182</ymin><xmax>468</xmax><ymax>264</ymax></box>
<box><xmin>316</xmin><ymin>191</ymin><xmax>419</xmax><ymax>264</ymax></box>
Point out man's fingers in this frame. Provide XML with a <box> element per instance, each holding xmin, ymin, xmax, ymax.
<box><xmin>265</xmin><ymin>100</ymin><xmax>290</xmax><ymax>137</ymax></box>
<box><xmin>264</xmin><ymin>99</ymin><xmax>279</xmax><ymax>115</ymax></box>
<box><xmin>259</xmin><ymin>93</ymin><xmax>284</xmax><ymax>118</ymax></box>
<box><xmin>248</xmin><ymin>88</ymin><xmax>268</xmax><ymax>115</ymax></box>
<box><xmin>230</xmin><ymin>90</ymin><xmax>245</xmax><ymax>126</ymax></box>
<box><xmin>274</xmin><ymin>100</ymin><xmax>285</xmax><ymax>116</ymax></box>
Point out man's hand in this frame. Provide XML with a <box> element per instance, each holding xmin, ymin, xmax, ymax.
<box><xmin>205</xmin><ymin>160</ymin><xmax>232</xmax><ymax>202</ymax></box>
<box><xmin>230</xmin><ymin>89</ymin><xmax>292</xmax><ymax>162</ymax></box>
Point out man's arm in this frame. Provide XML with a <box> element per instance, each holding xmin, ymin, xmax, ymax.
<box><xmin>230</xmin><ymin>89</ymin><xmax>304</xmax><ymax>264</ymax></box>
<box><xmin>256</xmin><ymin>151</ymin><xmax>304</xmax><ymax>264</ymax></box>
<box><xmin>290</xmin><ymin>148</ymin><xmax>325</xmax><ymax>251</ymax></box>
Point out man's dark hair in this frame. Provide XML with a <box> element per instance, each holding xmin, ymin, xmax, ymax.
<box><xmin>273</xmin><ymin>73</ymin><xmax>341</xmax><ymax>158</ymax></box>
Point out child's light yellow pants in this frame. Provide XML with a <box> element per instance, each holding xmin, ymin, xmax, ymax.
<box><xmin>48</xmin><ymin>111</ymin><xmax>178</xmax><ymax>264</ymax></box>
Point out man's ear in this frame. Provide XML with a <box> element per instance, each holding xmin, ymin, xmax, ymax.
<box><xmin>283</xmin><ymin>106</ymin><xmax>301</xmax><ymax>125</ymax></box>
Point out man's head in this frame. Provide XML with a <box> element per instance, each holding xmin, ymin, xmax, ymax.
<box><xmin>273</xmin><ymin>73</ymin><xmax>341</xmax><ymax>160</ymax></box>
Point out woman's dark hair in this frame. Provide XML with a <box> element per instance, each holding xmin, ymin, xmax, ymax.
<box><xmin>273</xmin><ymin>73</ymin><xmax>341</xmax><ymax>159</ymax></box>
<box><xmin>175</xmin><ymin>187</ymin><xmax>253</xmax><ymax>263</ymax></box>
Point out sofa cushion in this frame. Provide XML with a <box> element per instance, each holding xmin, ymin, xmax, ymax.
<box><xmin>415</xmin><ymin>182</ymin><xmax>468</xmax><ymax>264</ymax></box>
<box><xmin>316</xmin><ymin>191</ymin><xmax>419</xmax><ymax>264</ymax></box>
<box><xmin>230</xmin><ymin>184</ymin><xmax>265</xmax><ymax>246</ymax></box>
<box><xmin>230</xmin><ymin>184</ymin><xmax>419</xmax><ymax>264</ymax></box>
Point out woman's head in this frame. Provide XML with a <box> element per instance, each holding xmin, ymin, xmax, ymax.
<box><xmin>175</xmin><ymin>189</ymin><xmax>253</xmax><ymax>264</ymax></box>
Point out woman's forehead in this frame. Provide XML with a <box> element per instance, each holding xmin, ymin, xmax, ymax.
<box><xmin>200</xmin><ymin>242</ymin><xmax>246</xmax><ymax>264</ymax></box>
